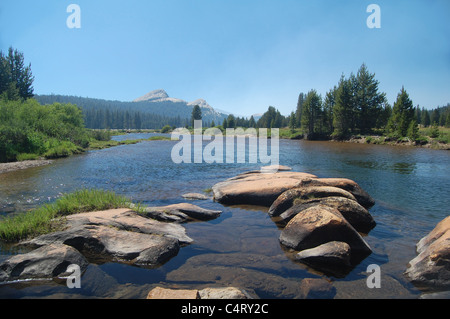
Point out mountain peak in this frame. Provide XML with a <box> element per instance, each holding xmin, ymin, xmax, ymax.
<box><xmin>133</xmin><ymin>89</ymin><xmax>169</xmax><ymax>102</ymax></box>
<box><xmin>188</xmin><ymin>98</ymin><xmax>213</xmax><ymax>110</ymax></box>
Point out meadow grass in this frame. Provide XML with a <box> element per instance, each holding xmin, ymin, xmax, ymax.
<box><xmin>0</xmin><ymin>189</ymin><xmax>141</xmax><ymax>243</ymax></box>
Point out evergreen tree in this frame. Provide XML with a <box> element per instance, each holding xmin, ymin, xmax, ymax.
<box><xmin>289</xmin><ymin>111</ymin><xmax>296</xmax><ymax>131</ymax></box>
<box><xmin>415</xmin><ymin>106</ymin><xmax>422</xmax><ymax>125</ymax></box>
<box><xmin>0</xmin><ymin>48</ymin><xmax>34</xmax><ymax>100</ymax></box>
<box><xmin>295</xmin><ymin>93</ymin><xmax>305</xmax><ymax>128</ymax></box>
<box><xmin>227</xmin><ymin>114</ymin><xmax>236</xmax><ymax>128</ymax></box>
<box><xmin>323</xmin><ymin>86</ymin><xmax>337</xmax><ymax>134</ymax></box>
<box><xmin>190</xmin><ymin>105</ymin><xmax>202</xmax><ymax>127</ymax></box>
<box><xmin>421</xmin><ymin>108</ymin><xmax>430</xmax><ymax>127</ymax></box>
<box><xmin>332</xmin><ymin>75</ymin><xmax>354</xmax><ymax>138</ymax></box>
<box><xmin>430</xmin><ymin>109</ymin><xmax>440</xmax><ymax>125</ymax></box>
<box><xmin>301</xmin><ymin>89</ymin><xmax>322</xmax><ymax>138</ymax></box>
<box><xmin>388</xmin><ymin>87</ymin><xmax>415</xmax><ymax>137</ymax></box>
<box><xmin>377</xmin><ymin>102</ymin><xmax>392</xmax><ymax>129</ymax></box>
<box><xmin>354</xmin><ymin>64</ymin><xmax>386</xmax><ymax>133</ymax></box>
<box><xmin>248</xmin><ymin>116</ymin><xmax>256</xmax><ymax>128</ymax></box>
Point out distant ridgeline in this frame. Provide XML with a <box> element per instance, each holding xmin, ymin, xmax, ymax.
<box><xmin>35</xmin><ymin>90</ymin><xmax>228</xmax><ymax>130</ymax></box>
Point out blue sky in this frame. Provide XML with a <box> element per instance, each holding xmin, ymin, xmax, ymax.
<box><xmin>1</xmin><ymin>0</ymin><xmax>449</xmax><ymax>116</ymax></box>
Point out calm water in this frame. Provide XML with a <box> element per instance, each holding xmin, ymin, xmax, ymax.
<box><xmin>0</xmin><ymin>135</ymin><xmax>449</xmax><ymax>299</ymax></box>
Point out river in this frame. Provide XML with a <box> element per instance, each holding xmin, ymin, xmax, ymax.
<box><xmin>0</xmin><ymin>133</ymin><xmax>449</xmax><ymax>298</ymax></box>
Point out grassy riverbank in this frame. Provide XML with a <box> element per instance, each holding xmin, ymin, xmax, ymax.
<box><xmin>278</xmin><ymin>127</ymin><xmax>450</xmax><ymax>150</ymax></box>
<box><xmin>0</xmin><ymin>189</ymin><xmax>143</xmax><ymax>243</ymax></box>
<box><xmin>88</xmin><ymin>135</ymin><xmax>172</xmax><ymax>150</ymax></box>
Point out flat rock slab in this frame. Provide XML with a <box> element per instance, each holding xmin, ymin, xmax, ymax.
<box><xmin>0</xmin><ymin>243</ymin><xmax>89</xmax><ymax>282</ymax></box>
<box><xmin>65</xmin><ymin>208</ymin><xmax>193</xmax><ymax>245</ymax></box>
<box><xmin>212</xmin><ymin>171</ymin><xmax>318</xmax><ymax>206</ymax></box>
<box><xmin>143</xmin><ymin>203</ymin><xmax>222</xmax><ymax>223</ymax></box>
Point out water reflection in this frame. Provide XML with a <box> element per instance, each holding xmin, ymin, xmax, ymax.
<box><xmin>346</xmin><ymin>159</ymin><xmax>417</xmax><ymax>175</ymax></box>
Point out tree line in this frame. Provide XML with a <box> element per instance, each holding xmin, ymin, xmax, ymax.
<box><xmin>82</xmin><ymin>107</ymin><xmax>190</xmax><ymax>130</ymax></box>
<box><xmin>291</xmin><ymin>63</ymin><xmax>449</xmax><ymax>140</ymax></box>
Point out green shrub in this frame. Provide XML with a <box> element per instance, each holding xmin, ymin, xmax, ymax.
<box><xmin>16</xmin><ymin>153</ymin><xmax>40</xmax><ymax>161</ymax></box>
<box><xmin>0</xmin><ymin>99</ymin><xmax>90</xmax><ymax>163</ymax></box>
<box><xmin>160</xmin><ymin>125</ymin><xmax>172</xmax><ymax>133</ymax></box>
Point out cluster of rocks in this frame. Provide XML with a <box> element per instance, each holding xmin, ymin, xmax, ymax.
<box><xmin>0</xmin><ymin>199</ymin><xmax>222</xmax><ymax>284</ymax></box>
<box><xmin>1</xmin><ymin>164</ymin><xmax>448</xmax><ymax>297</ymax></box>
<box><xmin>212</xmin><ymin>165</ymin><xmax>376</xmax><ymax>277</ymax></box>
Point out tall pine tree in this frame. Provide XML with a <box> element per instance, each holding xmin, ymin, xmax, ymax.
<box><xmin>301</xmin><ymin>89</ymin><xmax>322</xmax><ymax>139</ymax></box>
<box><xmin>388</xmin><ymin>87</ymin><xmax>415</xmax><ymax>137</ymax></box>
<box><xmin>354</xmin><ymin>63</ymin><xmax>386</xmax><ymax>134</ymax></box>
<box><xmin>332</xmin><ymin>75</ymin><xmax>354</xmax><ymax>138</ymax></box>
<box><xmin>0</xmin><ymin>47</ymin><xmax>34</xmax><ymax>100</ymax></box>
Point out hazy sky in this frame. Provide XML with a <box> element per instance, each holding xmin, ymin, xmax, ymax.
<box><xmin>1</xmin><ymin>0</ymin><xmax>449</xmax><ymax>116</ymax></box>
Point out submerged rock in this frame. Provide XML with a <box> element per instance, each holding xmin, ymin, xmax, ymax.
<box><xmin>300</xmin><ymin>278</ymin><xmax>336</xmax><ymax>299</ymax></box>
<box><xmin>198</xmin><ymin>287</ymin><xmax>254</xmax><ymax>299</ymax></box>
<box><xmin>405</xmin><ymin>216</ymin><xmax>450</xmax><ymax>290</ymax></box>
<box><xmin>146</xmin><ymin>286</ymin><xmax>255</xmax><ymax>299</ymax></box>
<box><xmin>147</xmin><ymin>287</ymin><xmax>199</xmax><ymax>299</ymax></box>
<box><xmin>182</xmin><ymin>193</ymin><xmax>210</xmax><ymax>200</ymax></box>
<box><xmin>143</xmin><ymin>203</ymin><xmax>222</xmax><ymax>223</ymax></box>
<box><xmin>296</xmin><ymin>241</ymin><xmax>352</xmax><ymax>277</ymax></box>
<box><xmin>0</xmin><ymin>243</ymin><xmax>89</xmax><ymax>282</ymax></box>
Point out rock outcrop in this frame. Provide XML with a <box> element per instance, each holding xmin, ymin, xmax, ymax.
<box><xmin>405</xmin><ymin>216</ymin><xmax>450</xmax><ymax>290</ymax></box>
<box><xmin>0</xmin><ymin>243</ymin><xmax>89</xmax><ymax>283</ymax></box>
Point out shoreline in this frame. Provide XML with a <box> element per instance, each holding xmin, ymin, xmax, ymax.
<box><xmin>331</xmin><ymin>135</ymin><xmax>450</xmax><ymax>150</ymax></box>
<box><xmin>0</xmin><ymin>159</ymin><xmax>54</xmax><ymax>175</ymax></box>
